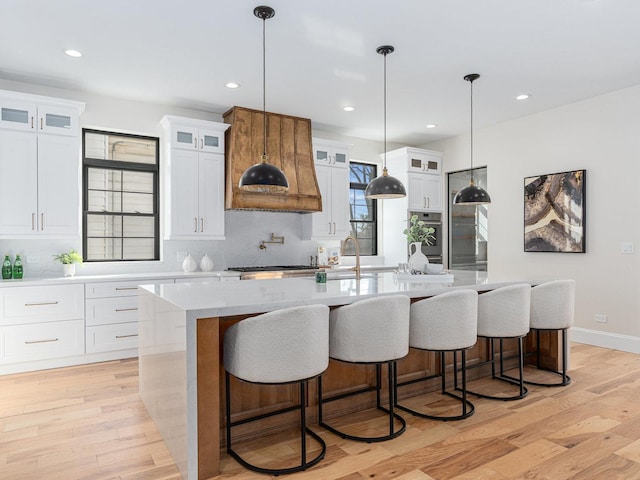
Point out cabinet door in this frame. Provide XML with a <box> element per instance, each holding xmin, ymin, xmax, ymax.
<box><xmin>170</xmin><ymin>149</ymin><xmax>200</xmax><ymax>236</ymax></box>
<box><xmin>0</xmin><ymin>100</ymin><xmax>36</xmax><ymax>131</ymax></box>
<box><xmin>37</xmin><ymin>105</ymin><xmax>78</xmax><ymax>136</ymax></box>
<box><xmin>170</xmin><ymin>125</ymin><xmax>198</xmax><ymax>150</ymax></box>
<box><xmin>198</xmin><ymin>153</ymin><xmax>225</xmax><ymax>238</ymax></box>
<box><xmin>313</xmin><ymin>145</ymin><xmax>332</xmax><ymax>166</ymax></box>
<box><xmin>332</xmin><ymin>146</ymin><xmax>349</xmax><ymax>168</ymax></box>
<box><xmin>331</xmin><ymin>167</ymin><xmax>350</xmax><ymax>238</ymax></box>
<box><xmin>0</xmin><ymin>130</ymin><xmax>38</xmax><ymax>235</ymax></box>
<box><xmin>424</xmin><ymin>175</ymin><xmax>442</xmax><ymax>211</ymax></box>
<box><xmin>198</xmin><ymin>128</ymin><xmax>224</xmax><ymax>154</ymax></box>
<box><xmin>37</xmin><ymin>135</ymin><xmax>80</xmax><ymax>236</ymax></box>
<box><xmin>312</xmin><ymin>165</ymin><xmax>332</xmax><ymax>238</ymax></box>
<box><xmin>407</xmin><ymin>172</ymin><xmax>427</xmax><ymax>211</ymax></box>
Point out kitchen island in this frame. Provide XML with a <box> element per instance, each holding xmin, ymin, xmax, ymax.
<box><xmin>138</xmin><ymin>270</ymin><xmax>564</xmax><ymax>480</ymax></box>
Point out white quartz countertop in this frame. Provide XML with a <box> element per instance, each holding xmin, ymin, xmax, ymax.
<box><xmin>140</xmin><ymin>270</ymin><xmax>561</xmax><ymax>318</ymax></box>
<box><xmin>0</xmin><ymin>270</ymin><xmax>239</xmax><ymax>288</ymax></box>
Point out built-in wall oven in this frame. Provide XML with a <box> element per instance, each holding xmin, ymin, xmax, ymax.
<box><xmin>408</xmin><ymin>211</ymin><xmax>443</xmax><ymax>264</ymax></box>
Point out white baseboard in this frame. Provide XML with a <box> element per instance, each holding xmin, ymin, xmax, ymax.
<box><xmin>0</xmin><ymin>348</ymin><xmax>138</xmax><ymax>376</ymax></box>
<box><xmin>571</xmin><ymin>327</ymin><xmax>640</xmax><ymax>354</ymax></box>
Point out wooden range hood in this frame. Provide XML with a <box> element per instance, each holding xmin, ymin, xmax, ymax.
<box><xmin>223</xmin><ymin>106</ymin><xmax>322</xmax><ymax>212</ymax></box>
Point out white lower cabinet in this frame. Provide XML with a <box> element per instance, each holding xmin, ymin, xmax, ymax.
<box><xmin>0</xmin><ymin>284</ymin><xmax>85</xmax><ymax>366</ymax></box>
<box><xmin>86</xmin><ymin>322</ymin><xmax>139</xmax><ymax>354</ymax></box>
<box><xmin>2</xmin><ymin>319</ymin><xmax>84</xmax><ymax>363</ymax></box>
<box><xmin>84</xmin><ymin>278</ymin><xmax>173</xmax><ymax>354</ymax></box>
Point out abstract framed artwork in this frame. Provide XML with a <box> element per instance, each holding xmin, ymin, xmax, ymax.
<box><xmin>524</xmin><ymin>169</ymin><xmax>586</xmax><ymax>253</ymax></box>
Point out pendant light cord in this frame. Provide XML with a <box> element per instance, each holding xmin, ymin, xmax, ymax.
<box><xmin>383</xmin><ymin>50</ymin><xmax>387</xmax><ymax>171</ymax></box>
<box><xmin>262</xmin><ymin>15</ymin><xmax>267</xmax><ymax>160</ymax></box>
<box><xmin>470</xmin><ymin>77</ymin><xmax>474</xmax><ymax>183</ymax></box>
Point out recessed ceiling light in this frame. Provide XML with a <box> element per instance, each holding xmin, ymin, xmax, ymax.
<box><xmin>426</xmin><ymin>124</ymin><xmax>437</xmax><ymax>129</ymax></box>
<box><xmin>516</xmin><ymin>94</ymin><xmax>530</xmax><ymax>100</ymax></box>
<box><xmin>343</xmin><ymin>106</ymin><xmax>355</xmax><ymax>112</ymax></box>
<box><xmin>225</xmin><ymin>82</ymin><xmax>240</xmax><ymax>89</ymax></box>
<box><xmin>64</xmin><ymin>49</ymin><xmax>82</xmax><ymax>58</ymax></box>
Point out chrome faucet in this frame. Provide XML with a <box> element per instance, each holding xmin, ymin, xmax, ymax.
<box><xmin>340</xmin><ymin>235</ymin><xmax>361</xmax><ymax>280</ymax></box>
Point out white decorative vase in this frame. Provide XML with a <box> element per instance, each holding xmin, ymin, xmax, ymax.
<box><xmin>63</xmin><ymin>263</ymin><xmax>76</xmax><ymax>277</ymax></box>
<box><xmin>408</xmin><ymin>242</ymin><xmax>429</xmax><ymax>274</ymax></box>
<box><xmin>182</xmin><ymin>254</ymin><xmax>197</xmax><ymax>273</ymax></box>
<box><xmin>199</xmin><ymin>254</ymin><xmax>214</xmax><ymax>272</ymax></box>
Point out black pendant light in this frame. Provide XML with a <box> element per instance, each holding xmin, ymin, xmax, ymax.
<box><xmin>453</xmin><ymin>73</ymin><xmax>491</xmax><ymax>205</ymax></box>
<box><xmin>238</xmin><ymin>6</ymin><xmax>289</xmax><ymax>193</ymax></box>
<box><xmin>364</xmin><ymin>46</ymin><xmax>406</xmax><ymax>199</ymax></box>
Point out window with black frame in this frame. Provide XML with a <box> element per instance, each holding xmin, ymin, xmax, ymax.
<box><xmin>83</xmin><ymin>129</ymin><xmax>159</xmax><ymax>261</ymax></box>
<box><xmin>347</xmin><ymin>162</ymin><xmax>377</xmax><ymax>256</ymax></box>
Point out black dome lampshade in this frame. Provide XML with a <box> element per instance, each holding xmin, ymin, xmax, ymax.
<box><xmin>453</xmin><ymin>73</ymin><xmax>491</xmax><ymax>205</ymax></box>
<box><xmin>238</xmin><ymin>5</ymin><xmax>289</xmax><ymax>193</ymax></box>
<box><xmin>365</xmin><ymin>45</ymin><xmax>406</xmax><ymax>200</ymax></box>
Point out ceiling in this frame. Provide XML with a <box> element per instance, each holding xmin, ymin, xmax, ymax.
<box><xmin>2</xmin><ymin>0</ymin><xmax>640</xmax><ymax>145</ymax></box>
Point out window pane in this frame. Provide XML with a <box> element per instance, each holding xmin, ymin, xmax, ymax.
<box><xmin>45</xmin><ymin>113</ymin><xmax>71</xmax><ymax>129</ymax></box>
<box><xmin>123</xmin><ymin>216</ymin><xmax>155</xmax><ymax>237</ymax></box>
<box><xmin>88</xmin><ymin>168</ymin><xmax>122</xmax><ymax>191</ymax></box>
<box><xmin>123</xmin><ymin>238</ymin><xmax>155</xmax><ymax>260</ymax></box>
<box><xmin>123</xmin><ymin>171</ymin><xmax>154</xmax><ymax>193</ymax></box>
<box><xmin>86</xmin><ymin>237</ymin><xmax>123</xmax><ymax>261</ymax></box>
<box><xmin>85</xmin><ymin>132</ymin><xmax>157</xmax><ymax>164</ymax></box>
<box><xmin>122</xmin><ymin>192</ymin><xmax>154</xmax><ymax>214</ymax></box>
<box><xmin>86</xmin><ymin>214</ymin><xmax>123</xmax><ymax>237</ymax></box>
<box><xmin>87</xmin><ymin>191</ymin><xmax>122</xmax><ymax>212</ymax></box>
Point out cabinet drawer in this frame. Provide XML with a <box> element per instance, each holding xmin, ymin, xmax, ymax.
<box><xmin>85</xmin><ymin>279</ymin><xmax>173</xmax><ymax>299</ymax></box>
<box><xmin>86</xmin><ymin>323</ymin><xmax>138</xmax><ymax>354</ymax></box>
<box><xmin>2</xmin><ymin>284</ymin><xmax>84</xmax><ymax>325</ymax></box>
<box><xmin>1</xmin><ymin>319</ymin><xmax>84</xmax><ymax>363</ymax></box>
<box><xmin>86</xmin><ymin>296</ymin><xmax>138</xmax><ymax>326</ymax></box>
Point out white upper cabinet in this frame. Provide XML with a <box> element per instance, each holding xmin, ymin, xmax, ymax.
<box><xmin>0</xmin><ymin>97</ymin><xmax>79</xmax><ymax>136</ymax></box>
<box><xmin>161</xmin><ymin>115</ymin><xmax>229</xmax><ymax>240</ymax></box>
<box><xmin>0</xmin><ymin>90</ymin><xmax>84</xmax><ymax>238</ymax></box>
<box><xmin>407</xmin><ymin>172</ymin><xmax>443</xmax><ymax>212</ymax></box>
<box><xmin>384</xmin><ymin>147</ymin><xmax>444</xmax><ymax>213</ymax></box>
<box><xmin>165</xmin><ymin>116</ymin><xmax>225</xmax><ymax>154</ymax></box>
<box><xmin>311</xmin><ymin>139</ymin><xmax>351</xmax><ymax>240</ymax></box>
<box><xmin>313</xmin><ymin>139</ymin><xmax>349</xmax><ymax>168</ymax></box>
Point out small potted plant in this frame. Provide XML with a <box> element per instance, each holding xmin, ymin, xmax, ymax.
<box><xmin>53</xmin><ymin>249</ymin><xmax>83</xmax><ymax>277</ymax></box>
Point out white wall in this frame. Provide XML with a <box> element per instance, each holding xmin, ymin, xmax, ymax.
<box><xmin>0</xmin><ymin>79</ymin><xmax>390</xmax><ymax>275</ymax></box>
<box><xmin>427</xmin><ymin>84</ymin><xmax>640</xmax><ymax>343</ymax></box>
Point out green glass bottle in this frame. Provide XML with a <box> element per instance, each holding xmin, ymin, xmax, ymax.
<box><xmin>13</xmin><ymin>254</ymin><xmax>23</xmax><ymax>279</ymax></box>
<box><xmin>2</xmin><ymin>255</ymin><xmax>12</xmax><ymax>280</ymax></box>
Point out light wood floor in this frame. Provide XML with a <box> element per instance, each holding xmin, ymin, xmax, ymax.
<box><xmin>1</xmin><ymin>343</ymin><xmax>640</xmax><ymax>480</ymax></box>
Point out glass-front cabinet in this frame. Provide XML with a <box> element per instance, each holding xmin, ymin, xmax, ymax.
<box><xmin>0</xmin><ymin>99</ymin><xmax>78</xmax><ymax>135</ymax></box>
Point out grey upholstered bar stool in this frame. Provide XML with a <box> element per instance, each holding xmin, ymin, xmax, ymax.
<box><xmin>526</xmin><ymin>279</ymin><xmax>575</xmax><ymax>386</ymax></box>
<box><xmin>396</xmin><ymin>289</ymin><xmax>478</xmax><ymax>420</ymax></box>
<box><xmin>223</xmin><ymin>304</ymin><xmax>329</xmax><ymax>475</ymax></box>
<box><xmin>318</xmin><ymin>294</ymin><xmax>410</xmax><ymax>442</ymax></box>
<box><xmin>464</xmin><ymin>284</ymin><xmax>531</xmax><ymax>401</ymax></box>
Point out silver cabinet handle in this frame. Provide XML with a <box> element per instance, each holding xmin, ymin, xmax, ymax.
<box><xmin>41</xmin><ymin>213</ymin><xmax>44</xmax><ymax>230</ymax></box>
<box><xmin>32</xmin><ymin>213</ymin><xmax>35</xmax><ymax>230</ymax></box>
<box><xmin>328</xmin><ymin>222</ymin><xmax>331</xmax><ymax>234</ymax></box>
<box><xmin>116</xmin><ymin>334</ymin><xmax>138</xmax><ymax>339</ymax></box>
<box><xmin>193</xmin><ymin>138</ymin><xmax>197</xmax><ymax>148</ymax></box>
<box><xmin>333</xmin><ymin>222</ymin><xmax>336</xmax><ymax>234</ymax></box>
<box><xmin>194</xmin><ymin>218</ymin><xmax>198</xmax><ymax>233</ymax></box>
<box><xmin>40</xmin><ymin>117</ymin><xmax>43</xmax><ymax>130</ymax></box>
<box><xmin>115</xmin><ymin>287</ymin><xmax>137</xmax><ymax>291</ymax></box>
<box><xmin>25</xmin><ymin>301</ymin><xmax>59</xmax><ymax>307</ymax></box>
<box><xmin>31</xmin><ymin>116</ymin><xmax>34</xmax><ymax>129</ymax></box>
<box><xmin>426</xmin><ymin>197</ymin><xmax>430</xmax><ymax>208</ymax></box>
<box><xmin>25</xmin><ymin>338</ymin><xmax>58</xmax><ymax>344</ymax></box>
<box><xmin>115</xmin><ymin>307</ymin><xmax>138</xmax><ymax>312</ymax></box>
<box><xmin>200</xmin><ymin>218</ymin><xmax>204</xmax><ymax>233</ymax></box>
<box><xmin>200</xmin><ymin>138</ymin><xmax>203</xmax><ymax>149</ymax></box>
<box><xmin>423</xmin><ymin>197</ymin><xmax>426</xmax><ymax>208</ymax></box>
